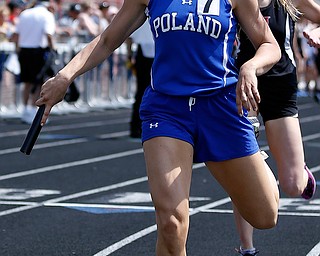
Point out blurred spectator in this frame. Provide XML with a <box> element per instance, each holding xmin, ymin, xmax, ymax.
<box><xmin>7</xmin><ymin>0</ymin><xmax>25</xmax><ymax>26</ymax></box>
<box><xmin>56</xmin><ymin>4</ymin><xmax>81</xmax><ymax>42</ymax></box>
<box><xmin>54</xmin><ymin>3</ymin><xmax>81</xmax><ymax>43</ymax></box>
<box><xmin>301</xmin><ymin>20</ymin><xmax>318</xmax><ymax>93</ymax></box>
<box><xmin>47</xmin><ymin>1</ymin><xmax>56</xmax><ymax>14</ymax></box>
<box><xmin>294</xmin><ymin>18</ymin><xmax>307</xmax><ymax>92</ymax></box>
<box><xmin>294</xmin><ymin>18</ymin><xmax>319</xmax><ymax>94</ymax></box>
<box><xmin>57</xmin><ymin>2</ymin><xmax>101</xmax><ymax>44</ymax></box>
<box><xmin>127</xmin><ymin>20</ymin><xmax>154</xmax><ymax>138</ymax></box>
<box><xmin>0</xmin><ymin>4</ymin><xmax>16</xmax><ymax>110</ymax></box>
<box><xmin>99</xmin><ymin>1</ymin><xmax>110</xmax><ymax>29</ymax></box>
<box><xmin>12</xmin><ymin>0</ymin><xmax>56</xmax><ymax>124</ymax></box>
<box><xmin>299</xmin><ymin>20</ymin><xmax>320</xmax><ymax>103</ymax></box>
<box><xmin>303</xmin><ymin>26</ymin><xmax>320</xmax><ymax>49</ymax></box>
<box><xmin>99</xmin><ymin>3</ymin><xmax>119</xmax><ymax>84</ymax></box>
<box><xmin>0</xmin><ymin>5</ymin><xmax>14</xmax><ymax>42</ymax></box>
<box><xmin>106</xmin><ymin>5</ymin><xmax>119</xmax><ymax>24</ymax></box>
<box><xmin>76</xmin><ymin>1</ymin><xmax>100</xmax><ymax>43</ymax></box>
<box><xmin>52</xmin><ymin>0</ymin><xmax>64</xmax><ymax>21</ymax></box>
<box><xmin>88</xmin><ymin>2</ymin><xmax>102</xmax><ymax>30</ymax></box>
<box><xmin>100</xmin><ymin>2</ymin><xmax>118</xmax><ymax>27</ymax></box>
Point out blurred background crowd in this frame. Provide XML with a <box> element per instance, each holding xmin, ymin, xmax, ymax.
<box><xmin>295</xmin><ymin>16</ymin><xmax>320</xmax><ymax>101</ymax></box>
<box><xmin>0</xmin><ymin>0</ymin><xmax>137</xmax><ymax>124</ymax></box>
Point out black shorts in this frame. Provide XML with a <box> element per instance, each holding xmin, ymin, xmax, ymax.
<box><xmin>258</xmin><ymin>72</ymin><xmax>298</xmax><ymax>123</ymax></box>
<box><xmin>18</xmin><ymin>48</ymin><xmax>46</xmax><ymax>84</ymax></box>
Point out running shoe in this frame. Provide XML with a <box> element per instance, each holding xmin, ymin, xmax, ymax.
<box><xmin>235</xmin><ymin>248</ymin><xmax>259</xmax><ymax>255</ymax></box>
<box><xmin>301</xmin><ymin>165</ymin><xmax>317</xmax><ymax>200</ymax></box>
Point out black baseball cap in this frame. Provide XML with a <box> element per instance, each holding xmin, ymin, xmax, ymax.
<box><xmin>99</xmin><ymin>2</ymin><xmax>110</xmax><ymax>10</ymax></box>
<box><xmin>69</xmin><ymin>3</ymin><xmax>81</xmax><ymax>13</ymax></box>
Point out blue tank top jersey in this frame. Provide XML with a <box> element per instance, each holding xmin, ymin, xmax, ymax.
<box><xmin>147</xmin><ymin>0</ymin><xmax>239</xmax><ymax>96</ymax></box>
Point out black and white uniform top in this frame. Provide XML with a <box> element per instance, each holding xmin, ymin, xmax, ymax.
<box><xmin>236</xmin><ymin>0</ymin><xmax>296</xmax><ymax>77</ymax></box>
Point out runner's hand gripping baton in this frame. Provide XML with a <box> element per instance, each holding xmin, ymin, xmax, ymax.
<box><xmin>20</xmin><ymin>105</ymin><xmax>45</xmax><ymax>155</ymax></box>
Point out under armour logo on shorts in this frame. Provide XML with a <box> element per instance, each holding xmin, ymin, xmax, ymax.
<box><xmin>149</xmin><ymin>122</ymin><xmax>159</xmax><ymax>128</ymax></box>
<box><xmin>182</xmin><ymin>0</ymin><xmax>192</xmax><ymax>5</ymax></box>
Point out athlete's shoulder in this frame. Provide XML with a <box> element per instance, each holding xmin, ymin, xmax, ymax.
<box><xmin>231</xmin><ymin>0</ymin><xmax>258</xmax><ymax>11</ymax></box>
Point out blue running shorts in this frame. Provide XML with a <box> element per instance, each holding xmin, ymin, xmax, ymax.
<box><xmin>140</xmin><ymin>85</ymin><xmax>259</xmax><ymax>163</ymax></box>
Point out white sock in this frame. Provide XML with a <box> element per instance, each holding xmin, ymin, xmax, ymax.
<box><xmin>240</xmin><ymin>246</ymin><xmax>257</xmax><ymax>254</ymax></box>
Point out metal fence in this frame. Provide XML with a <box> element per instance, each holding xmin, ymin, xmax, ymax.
<box><xmin>0</xmin><ymin>41</ymin><xmax>136</xmax><ymax>119</ymax></box>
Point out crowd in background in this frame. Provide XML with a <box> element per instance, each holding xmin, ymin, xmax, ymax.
<box><xmin>0</xmin><ymin>0</ymin><xmax>319</xmax><ymax>123</ymax></box>
<box><xmin>0</xmin><ymin>0</ymin><xmax>125</xmax><ymax>49</ymax></box>
<box><xmin>0</xmin><ymin>0</ymin><xmax>135</xmax><ymax>122</ymax></box>
<box><xmin>295</xmin><ymin>16</ymin><xmax>320</xmax><ymax>102</ymax></box>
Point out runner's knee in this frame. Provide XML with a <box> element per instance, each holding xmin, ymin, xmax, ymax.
<box><xmin>248</xmin><ymin>204</ymin><xmax>278</xmax><ymax>229</ymax></box>
<box><xmin>156</xmin><ymin>206</ymin><xmax>189</xmax><ymax>240</ymax></box>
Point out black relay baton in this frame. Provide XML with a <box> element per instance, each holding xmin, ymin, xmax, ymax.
<box><xmin>20</xmin><ymin>105</ymin><xmax>45</xmax><ymax>155</ymax></box>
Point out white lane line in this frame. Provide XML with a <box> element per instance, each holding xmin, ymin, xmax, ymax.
<box><xmin>302</xmin><ymin>132</ymin><xmax>320</xmax><ymax>142</ymax></box>
<box><xmin>91</xmin><ymin>159</ymin><xmax>320</xmax><ymax>256</ymax></box>
<box><xmin>0</xmin><ymin>138</ymin><xmax>88</xmax><ymax>155</ymax></box>
<box><xmin>202</xmin><ymin>209</ymin><xmax>320</xmax><ymax>217</ymax></box>
<box><xmin>0</xmin><ymin>148</ymin><xmax>143</xmax><ymax>181</ymax></box>
<box><xmin>0</xmin><ymin>200</ymin><xmax>38</xmax><ymax>206</ymax></box>
<box><xmin>0</xmin><ymin>176</ymin><xmax>148</xmax><ymax>216</ymax></box>
<box><xmin>44</xmin><ymin>177</ymin><xmax>148</xmax><ymax>205</ymax></box>
<box><xmin>0</xmin><ymin>118</ymin><xmax>128</xmax><ymax>138</ymax></box>
<box><xmin>92</xmin><ymin>195</ymin><xmax>320</xmax><ymax>256</ymax></box>
<box><xmin>309</xmin><ymin>166</ymin><xmax>320</xmax><ymax>173</ymax></box>
<box><xmin>300</xmin><ymin>114</ymin><xmax>320</xmax><ymax>123</ymax></box>
<box><xmin>260</xmin><ymin>132</ymin><xmax>320</xmax><ymax>151</ymax></box>
<box><xmin>94</xmin><ymin>225</ymin><xmax>157</xmax><ymax>256</ymax></box>
<box><xmin>93</xmin><ymin>198</ymin><xmax>231</xmax><ymax>256</ymax></box>
<box><xmin>307</xmin><ymin>242</ymin><xmax>320</xmax><ymax>256</ymax></box>
<box><xmin>278</xmin><ymin>211</ymin><xmax>320</xmax><ymax>217</ymax></box>
<box><xmin>0</xmin><ymin>204</ymin><xmax>43</xmax><ymax>216</ymax></box>
<box><xmin>44</xmin><ymin>202</ymin><xmax>155</xmax><ymax>211</ymax></box>
<box><xmin>0</xmin><ymin>164</ymin><xmax>205</xmax><ymax>216</ymax></box>
<box><xmin>0</xmin><ymin>114</ymin><xmax>319</xmax><ymax>156</ymax></box>
<box><xmin>258</xmin><ymin>114</ymin><xmax>320</xmax><ymax>132</ymax></box>
<box><xmin>0</xmin><ymin>131</ymin><xmax>129</xmax><ymax>156</ymax></box>
<box><xmin>2</xmin><ymin>200</ymin><xmax>318</xmax><ymax>217</ymax></box>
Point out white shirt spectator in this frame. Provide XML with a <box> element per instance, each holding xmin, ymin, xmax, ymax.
<box><xmin>16</xmin><ymin>3</ymin><xmax>55</xmax><ymax>48</ymax></box>
<box><xmin>130</xmin><ymin>20</ymin><xmax>154</xmax><ymax>58</ymax></box>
